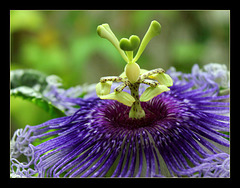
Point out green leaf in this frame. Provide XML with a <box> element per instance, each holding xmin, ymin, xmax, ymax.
<box><xmin>11</xmin><ymin>86</ymin><xmax>65</xmax><ymax>118</ymax></box>
<box><xmin>10</xmin><ymin>69</ymin><xmax>66</xmax><ymax>118</ymax></box>
<box><xmin>10</xmin><ymin>10</ymin><xmax>44</xmax><ymax>33</ymax></box>
<box><xmin>10</xmin><ymin>69</ymin><xmax>48</xmax><ymax>92</ymax></box>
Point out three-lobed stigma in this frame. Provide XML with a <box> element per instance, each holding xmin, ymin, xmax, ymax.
<box><xmin>96</xmin><ymin>20</ymin><xmax>173</xmax><ymax>119</ymax></box>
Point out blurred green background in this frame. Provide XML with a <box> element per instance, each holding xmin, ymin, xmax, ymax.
<box><xmin>10</xmin><ymin>10</ymin><xmax>230</xmax><ymax>135</ymax></box>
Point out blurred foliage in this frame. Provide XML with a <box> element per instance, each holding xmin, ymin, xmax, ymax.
<box><xmin>11</xmin><ymin>69</ymin><xmax>66</xmax><ymax>118</ymax></box>
<box><xmin>10</xmin><ymin>10</ymin><xmax>230</xmax><ymax>134</ymax></box>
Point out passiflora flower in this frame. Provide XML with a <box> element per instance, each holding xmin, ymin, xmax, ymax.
<box><xmin>10</xmin><ymin>20</ymin><xmax>229</xmax><ymax>178</ymax></box>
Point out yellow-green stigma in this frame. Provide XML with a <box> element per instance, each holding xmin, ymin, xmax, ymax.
<box><xmin>96</xmin><ymin>20</ymin><xmax>173</xmax><ymax>119</ymax></box>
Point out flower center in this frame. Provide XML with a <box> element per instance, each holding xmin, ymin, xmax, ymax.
<box><xmin>98</xmin><ymin>96</ymin><xmax>174</xmax><ymax>130</ymax></box>
<box><xmin>96</xmin><ymin>20</ymin><xmax>173</xmax><ymax>120</ymax></box>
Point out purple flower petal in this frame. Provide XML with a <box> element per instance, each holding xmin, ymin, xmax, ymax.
<box><xmin>11</xmin><ymin>64</ymin><xmax>230</xmax><ymax>178</ymax></box>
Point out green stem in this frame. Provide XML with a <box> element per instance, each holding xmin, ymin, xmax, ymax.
<box><xmin>128</xmin><ymin>83</ymin><xmax>145</xmax><ymax>119</ymax></box>
<box><xmin>125</xmin><ymin>51</ymin><xmax>133</xmax><ymax>63</ymax></box>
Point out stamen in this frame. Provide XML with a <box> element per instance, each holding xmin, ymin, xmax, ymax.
<box><xmin>139</xmin><ymin>68</ymin><xmax>165</xmax><ymax>80</ymax></box>
<box><xmin>140</xmin><ymin>85</ymin><xmax>170</xmax><ymax>102</ymax></box>
<box><xmin>114</xmin><ymin>82</ymin><xmax>128</xmax><ymax>93</ymax></box>
<box><xmin>149</xmin><ymin>73</ymin><xmax>173</xmax><ymax>87</ymax></box>
<box><xmin>139</xmin><ymin>79</ymin><xmax>159</xmax><ymax>87</ymax></box>
<box><xmin>96</xmin><ymin>81</ymin><xmax>112</xmax><ymax>96</ymax></box>
<box><xmin>100</xmin><ymin>76</ymin><xmax>123</xmax><ymax>83</ymax></box>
